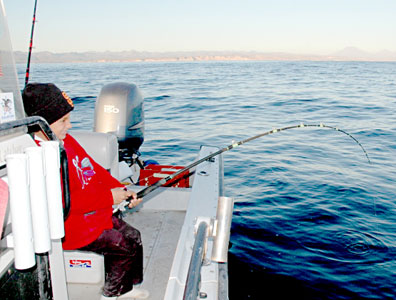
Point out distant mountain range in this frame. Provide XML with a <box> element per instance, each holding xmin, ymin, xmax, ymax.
<box><xmin>14</xmin><ymin>47</ymin><xmax>396</xmax><ymax>64</ymax></box>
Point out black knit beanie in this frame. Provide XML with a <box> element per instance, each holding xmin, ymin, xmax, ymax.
<box><xmin>22</xmin><ymin>83</ymin><xmax>74</xmax><ymax>124</ymax></box>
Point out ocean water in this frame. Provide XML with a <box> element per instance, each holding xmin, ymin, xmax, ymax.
<box><xmin>18</xmin><ymin>61</ymin><xmax>396</xmax><ymax>300</ymax></box>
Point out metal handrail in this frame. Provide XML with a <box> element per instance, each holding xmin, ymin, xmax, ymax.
<box><xmin>183</xmin><ymin>221</ymin><xmax>208</xmax><ymax>300</ymax></box>
<box><xmin>0</xmin><ymin>116</ymin><xmax>71</xmax><ymax>219</ymax></box>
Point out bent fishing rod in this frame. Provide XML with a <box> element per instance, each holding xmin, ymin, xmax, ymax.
<box><xmin>115</xmin><ymin>123</ymin><xmax>370</xmax><ymax>213</ymax></box>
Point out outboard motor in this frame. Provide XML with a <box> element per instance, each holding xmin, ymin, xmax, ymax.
<box><xmin>94</xmin><ymin>82</ymin><xmax>144</xmax><ymax>166</ymax></box>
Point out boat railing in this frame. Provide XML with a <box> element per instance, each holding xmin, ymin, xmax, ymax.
<box><xmin>183</xmin><ymin>221</ymin><xmax>208</xmax><ymax>300</ymax></box>
<box><xmin>183</xmin><ymin>196</ymin><xmax>234</xmax><ymax>300</ymax></box>
<box><xmin>0</xmin><ymin>116</ymin><xmax>71</xmax><ymax>219</ymax></box>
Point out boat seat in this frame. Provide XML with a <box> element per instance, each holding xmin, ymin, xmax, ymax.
<box><xmin>64</xmin><ymin>132</ymin><xmax>123</xmax><ymax>287</ymax></box>
<box><xmin>70</xmin><ymin>131</ymin><xmax>119</xmax><ymax>179</ymax></box>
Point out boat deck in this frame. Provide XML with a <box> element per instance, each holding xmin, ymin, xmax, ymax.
<box><xmin>128</xmin><ymin>210</ymin><xmax>186</xmax><ymax>299</ymax></box>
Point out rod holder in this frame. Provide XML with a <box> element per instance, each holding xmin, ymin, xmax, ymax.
<box><xmin>211</xmin><ymin>196</ymin><xmax>234</xmax><ymax>263</ymax></box>
<box><xmin>5</xmin><ymin>153</ymin><xmax>36</xmax><ymax>270</ymax></box>
<box><xmin>25</xmin><ymin>146</ymin><xmax>51</xmax><ymax>253</ymax></box>
<box><xmin>41</xmin><ymin>141</ymin><xmax>65</xmax><ymax>239</ymax></box>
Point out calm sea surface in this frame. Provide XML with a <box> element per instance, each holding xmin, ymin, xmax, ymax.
<box><xmin>18</xmin><ymin>61</ymin><xmax>396</xmax><ymax>300</ymax></box>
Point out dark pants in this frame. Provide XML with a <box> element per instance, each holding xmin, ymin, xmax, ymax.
<box><xmin>78</xmin><ymin>215</ymin><xmax>143</xmax><ymax>297</ymax></box>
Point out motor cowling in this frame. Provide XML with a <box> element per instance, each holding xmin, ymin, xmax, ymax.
<box><xmin>94</xmin><ymin>82</ymin><xmax>144</xmax><ymax>161</ymax></box>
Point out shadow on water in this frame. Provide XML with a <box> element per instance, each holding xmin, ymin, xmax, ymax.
<box><xmin>228</xmin><ymin>252</ymin><xmax>389</xmax><ymax>300</ymax></box>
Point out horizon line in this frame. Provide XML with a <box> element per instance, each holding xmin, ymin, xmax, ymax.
<box><xmin>13</xmin><ymin>48</ymin><xmax>396</xmax><ymax>64</ymax></box>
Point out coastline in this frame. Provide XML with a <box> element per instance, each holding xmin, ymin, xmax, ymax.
<box><xmin>14</xmin><ymin>49</ymin><xmax>396</xmax><ymax>64</ymax></box>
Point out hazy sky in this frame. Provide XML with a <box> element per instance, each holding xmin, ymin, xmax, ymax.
<box><xmin>3</xmin><ymin>0</ymin><xmax>396</xmax><ymax>54</ymax></box>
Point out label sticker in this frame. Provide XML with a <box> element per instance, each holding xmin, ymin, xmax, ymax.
<box><xmin>69</xmin><ymin>259</ymin><xmax>92</xmax><ymax>268</ymax></box>
<box><xmin>104</xmin><ymin>104</ymin><xmax>120</xmax><ymax>113</ymax></box>
<box><xmin>0</xmin><ymin>92</ymin><xmax>16</xmax><ymax>123</ymax></box>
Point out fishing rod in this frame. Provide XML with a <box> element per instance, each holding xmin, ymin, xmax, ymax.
<box><xmin>25</xmin><ymin>0</ymin><xmax>38</xmax><ymax>86</ymax></box>
<box><xmin>114</xmin><ymin>123</ymin><xmax>370</xmax><ymax>213</ymax></box>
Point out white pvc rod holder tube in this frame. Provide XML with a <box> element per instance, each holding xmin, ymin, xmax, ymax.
<box><xmin>41</xmin><ymin>141</ymin><xmax>65</xmax><ymax>239</ymax></box>
<box><xmin>25</xmin><ymin>146</ymin><xmax>51</xmax><ymax>253</ymax></box>
<box><xmin>6</xmin><ymin>153</ymin><xmax>36</xmax><ymax>270</ymax></box>
<box><xmin>211</xmin><ymin>196</ymin><xmax>234</xmax><ymax>263</ymax></box>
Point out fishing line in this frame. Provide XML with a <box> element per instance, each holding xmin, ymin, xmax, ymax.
<box><xmin>25</xmin><ymin>0</ymin><xmax>38</xmax><ymax>86</ymax></box>
<box><xmin>114</xmin><ymin>123</ymin><xmax>370</xmax><ymax>213</ymax></box>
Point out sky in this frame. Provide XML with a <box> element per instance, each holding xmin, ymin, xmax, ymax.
<box><xmin>3</xmin><ymin>0</ymin><xmax>396</xmax><ymax>55</ymax></box>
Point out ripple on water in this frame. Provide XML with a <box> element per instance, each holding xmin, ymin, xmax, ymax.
<box><xmin>298</xmin><ymin>229</ymin><xmax>391</xmax><ymax>264</ymax></box>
